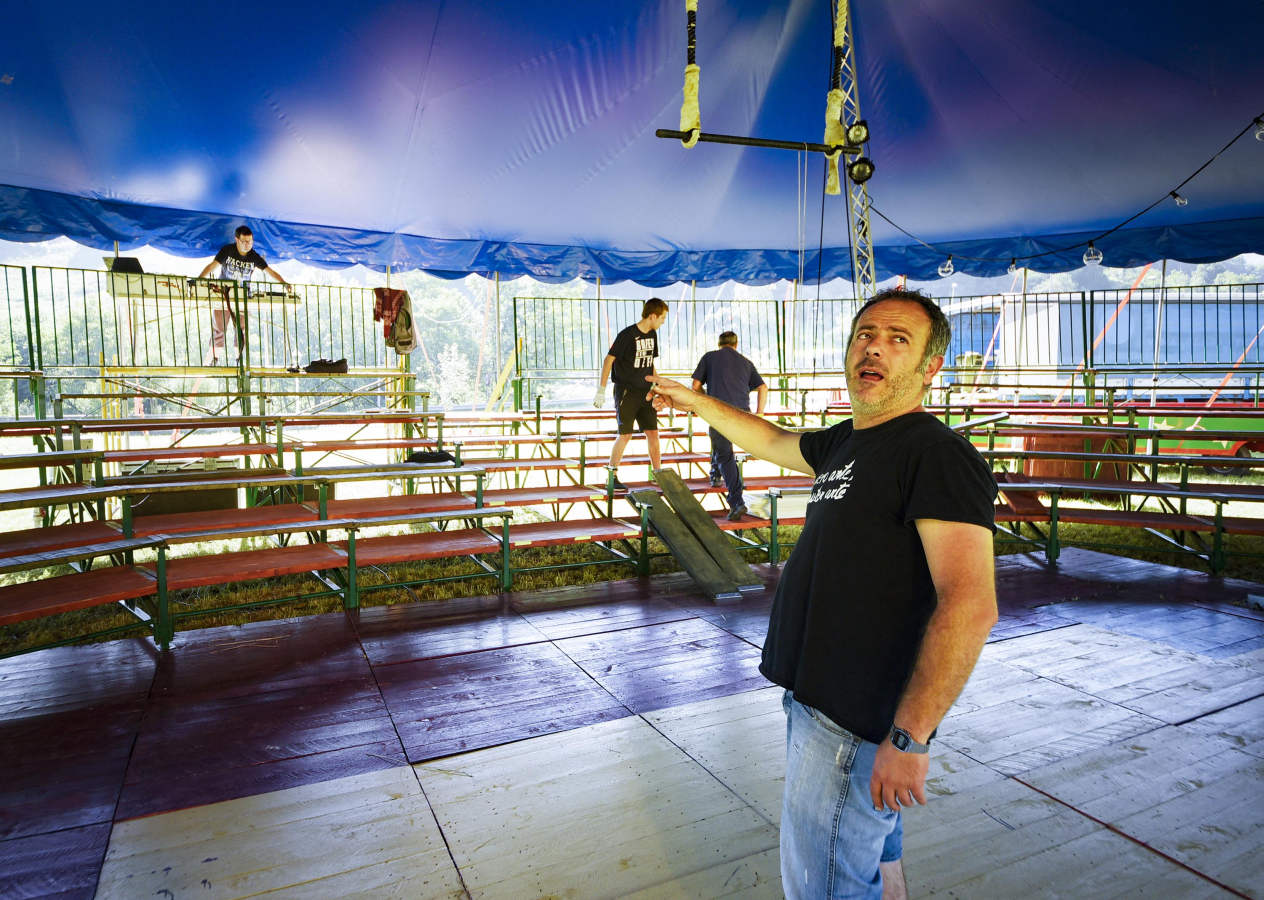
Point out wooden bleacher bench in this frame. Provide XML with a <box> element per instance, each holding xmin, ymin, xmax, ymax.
<box><xmin>0</xmin><ymin>508</ymin><xmax>516</xmax><ymax>658</ymax></box>
<box><xmin>0</xmin><ymin>465</ymin><xmax>488</xmax><ymax>557</ymax></box>
<box><xmin>0</xmin><ymin>449</ymin><xmax>104</xmax><ymax>471</ymax></box>
<box><xmin>506</xmin><ymin>518</ymin><xmax>641</xmax><ymax>548</ymax></box>
<box><xmin>990</xmin><ymin>480</ymin><xmax>1263</xmax><ymax>573</ymax></box>
<box><xmin>102</xmin><ymin>443</ymin><xmax>297</xmax><ymax>464</ymax></box>
<box><xmin>334</xmin><ymin>528</ymin><xmax>502</xmax><ymax>566</ymax></box>
<box><xmin>482</xmin><ymin>485</ymin><xmax>606</xmax><ymax>507</ymax></box>
<box><xmin>0</xmin><ymin>537</ymin><xmax>167</xmax><ymax>653</ymax></box>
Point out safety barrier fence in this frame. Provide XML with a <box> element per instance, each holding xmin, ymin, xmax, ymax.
<box><xmin>2</xmin><ymin>265</ymin><xmax>1263</xmax><ymax>417</ymax></box>
<box><xmin>513</xmin><ymin>288</ymin><xmax>1264</xmax><ymax>404</ymax></box>
<box><xmin>26</xmin><ymin>268</ymin><xmax>396</xmax><ymax>372</ymax></box>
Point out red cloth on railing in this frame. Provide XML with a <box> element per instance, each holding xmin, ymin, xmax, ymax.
<box><xmin>372</xmin><ymin>287</ymin><xmax>408</xmax><ymax>338</ymax></box>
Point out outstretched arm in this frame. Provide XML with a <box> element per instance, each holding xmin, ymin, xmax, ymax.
<box><xmin>264</xmin><ymin>266</ymin><xmax>289</xmax><ymax>287</ymax></box>
<box><xmin>870</xmin><ymin>519</ymin><xmax>997</xmax><ymax>812</ymax></box>
<box><xmin>648</xmin><ymin>374</ymin><xmax>811</xmax><ymax>474</ymax></box>
<box><xmin>197</xmin><ymin>259</ymin><xmax>217</xmax><ymax>278</ymax></box>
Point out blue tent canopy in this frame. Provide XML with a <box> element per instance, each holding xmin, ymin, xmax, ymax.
<box><xmin>2</xmin><ymin>1</ymin><xmax>1262</xmax><ymax>285</ymax></box>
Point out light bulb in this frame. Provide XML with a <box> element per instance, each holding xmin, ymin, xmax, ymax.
<box><xmin>1255</xmin><ymin>117</ymin><xmax>1264</xmax><ymax>142</ymax></box>
<box><xmin>1083</xmin><ymin>242</ymin><xmax>1103</xmax><ymax>266</ymax></box>
<box><xmin>937</xmin><ymin>255</ymin><xmax>955</xmax><ymax>278</ymax></box>
<box><xmin>1170</xmin><ymin>190</ymin><xmax>1188</xmax><ymax>207</ymax></box>
<box><xmin>846</xmin><ymin>119</ymin><xmax>870</xmax><ymax>146</ymax></box>
<box><xmin>1007</xmin><ymin>259</ymin><xmax>1018</xmax><ymax>275</ymax></box>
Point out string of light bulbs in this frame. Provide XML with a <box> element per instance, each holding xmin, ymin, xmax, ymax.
<box><xmin>866</xmin><ymin>113</ymin><xmax>1264</xmax><ymax>276</ymax></box>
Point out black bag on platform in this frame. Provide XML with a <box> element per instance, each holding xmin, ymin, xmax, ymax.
<box><xmin>303</xmin><ymin>357</ymin><xmax>348</xmax><ymax>374</ymax></box>
<box><xmin>406</xmin><ymin>450</ymin><xmax>458</xmax><ymax>465</ymax></box>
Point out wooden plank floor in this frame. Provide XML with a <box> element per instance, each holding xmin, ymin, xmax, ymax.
<box><xmin>0</xmin><ymin>548</ymin><xmax>1261</xmax><ymax>898</ymax></box>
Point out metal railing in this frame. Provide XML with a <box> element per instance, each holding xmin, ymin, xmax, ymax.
<box><xmin>10</xmin><ymin>267</ymin><xmax>1264</xmax><ymax>412</ymax></box>
<box><xmin>28</xmin><ymin>267</ymin><xmax>401</xmax><ymax>372</ymax></box>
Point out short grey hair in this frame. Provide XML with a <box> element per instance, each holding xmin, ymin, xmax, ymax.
<box><xmin>847</xmin><ymin>288</ymin><xmax>951</xmax><ymax>369</ymax></box>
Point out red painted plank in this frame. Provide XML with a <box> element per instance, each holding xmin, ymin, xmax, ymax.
<box><xmin>0</xmin><ymin>567</ymin><xmax>157</xmax><ymax>625</ymax></box>
<box><xmin>335</xmin><ymin>529</ymin><xmax>500</xmax><ymax>565</ymax></box>
<box><xmin>508</xmin><ymin>517</ymin><xmax>641</xmax><ymax>547</ymax></box>
<box><xmin>152</xmin><ymin>545</ymin><xmax>348</xmax><ymax>591</ymax></box>
<box><xmin>325</xmin><ymin>493</ymin><xmax>475</xmax><ymax>517</ymax></box>
<box><xmin>0</xmin><ymin>520</ymin><xmax>122</xmax><ymax>557</ymax></box>
<box><xmin>128</xmin><ymin>502</ymin><xmax>318</xmax><ymax>537</ymax></box>
<box><xmin>481</xmin><ymin>485</ymin><xmax>606</xmax><ymax>507</ymax></box>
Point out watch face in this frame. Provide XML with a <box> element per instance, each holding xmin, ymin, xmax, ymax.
<box><xmin>892</xmin><ymin>730</ymin><xmax>910</xmax><ymax>750</ymax></box>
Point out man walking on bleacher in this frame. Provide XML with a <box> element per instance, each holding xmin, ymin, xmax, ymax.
<box><xmin>594</xmin><ymin>298</ymin><xmax>669</xmax><ymax>490</ymax></box>
<box><xmin>691</xmin><ymin>331</ymin><xmax>768</xmax><ymax>520</ymax></box>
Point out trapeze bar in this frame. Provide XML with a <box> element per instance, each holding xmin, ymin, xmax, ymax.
<box><xmin>655</xmin><ymin>128</ymin><xmax>860</xmax><ymax>155</ymax></box>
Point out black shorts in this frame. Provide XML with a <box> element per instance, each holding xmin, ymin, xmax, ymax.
<box><xmin>613</xmin><ymin>383</ymin><xmax>658</xmax><ymax>435</ymax></box>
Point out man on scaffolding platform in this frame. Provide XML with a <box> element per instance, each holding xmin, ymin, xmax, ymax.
<box><xmin>194</xmin><ymin>225</ymin><xmax>292</xmax><ymax>365</ymax></box>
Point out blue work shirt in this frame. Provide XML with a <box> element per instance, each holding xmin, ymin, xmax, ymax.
<box><xmin>692</xmin><ymin>347</ymin><xmax>765</xmax><ymax>410</ymax></box>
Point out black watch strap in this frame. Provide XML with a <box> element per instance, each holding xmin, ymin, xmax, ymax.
<box><xmin>889</xmin><ymin>726</ymin><xmax>930</xmax><ymax>754</ymax></box>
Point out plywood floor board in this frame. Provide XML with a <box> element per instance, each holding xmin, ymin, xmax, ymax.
<box><xmin>903</xmin><ymin>781</ymin><xmax>1103</xmax><ymax>885</ymax></box>
<box><xmin>151</xmin><ymin>614</ymin><xmax>371</xmax><ymax>702</ymax></box>
<box><xmin>1019</xmin><ymin>726</ymin><xmax>1245</xmax><ymax>819</ymax></box>
<box><xmin>555</xmin><ymin>618</ymin><xmax>766</xmax><ymax>713</ymax></box>
<box><xmin>984</xmin><ymin>711</ymin><xmax>1166</xmax><ymax>776</ymax></box>
<box><xmin>1201</xmin><ymin>634</ymin><xmax>1264</xmax><ymax>659</ymax></box>
<box><xmin>355</xmin><ymin>611</ymin><xmax>548</xmax><ymax>667</ymax></box>
<box><xmin>916</xmin><ymin>826</ymin><xmax>1235</xmax><ymax>900</ymax></box>
<box><xmin>1181</xmin><ymin>694</ymin><xmax>1264</xmax><ymax>757</ymax></box>
<box><xmin>645</xmin><ymin>687</ymin><xmax>786</xmax><ymax>822</ymax></box>
<box><xmin>98</xmin><ymin>766</ymin><xmax>465</xmax><ymax>900</ymax></box>
<box><xmin>0</xmin><ymin>821</ymin><xmax>111</xmax><ymax>900</ymax></box>
<box><xmin>0</xmin><ymin>700</ymin><xmax>144</xmax><ymax>840</ymax></box>
<box><xmin>938</xmin><ymin>679</ymin><xmax>1153</xmax><ymax>765</ymax></box>
<box><xmin>377</xmin><ymin>641</ymin><xmax>630</xmax><ymax>761</ymax></box>
<box><xmin>0</xmin><ymin>639</ymin><xmax>156</xmax><ymax>721</ymax></box>
<box><xmin>946</xmin><ymin>656</ymin><xmax>1048</xmax><ymax>715</ymax></box>
<box><xmin>619</xmin><ymin>847</ymin><xmax>783</xmax><ymax>899</ymax></box>
<box><xmin>416</xmin><ymin>716</ymin><xmax>778</xmax><ymax>900</ymax></box>
<box><xmin>518</xmin><ymin>595</ymin><xmax>698</xmax><ymax>641</ymax></box>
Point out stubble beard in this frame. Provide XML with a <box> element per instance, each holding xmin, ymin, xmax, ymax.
<box><xmin>847</xmin><ymin>362</ymin><xmax>929</xmax><ymax>421</ymax></box>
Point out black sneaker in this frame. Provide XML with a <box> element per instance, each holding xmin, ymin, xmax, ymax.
<box><xmin>727</xmin><ymin>503</ymin><xmax>747</xmax><ymax>521</ymax></box>
<box><xmin>710</xmin><ymin>475</ymin><xmax>723</xmax><ymax>487</ymax></box>
<box><xmin>609</xmin><ymin>478</ymin><xmax>628</xmax><ymax>492</ymax></box>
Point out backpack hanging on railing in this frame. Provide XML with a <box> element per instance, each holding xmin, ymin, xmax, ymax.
<box><xmin>373</xmin><ymin>287</ymin><xmax>418</xmax><ymax>355</ymax></box>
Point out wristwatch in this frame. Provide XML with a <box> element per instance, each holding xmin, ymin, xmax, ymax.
<box><xmin>889</xmin><ymin>726</ymin><xmax>930</xmax><ymax>754</ymax></box>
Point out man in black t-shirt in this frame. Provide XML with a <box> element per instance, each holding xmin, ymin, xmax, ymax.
<box><xmin>195</xmin><ymin>225</ymin><xmax>291</xmax><ymax>363</ymax></box>
<box><xmin>594</xmin><ymin>298</ymin><xmax>669</xmax><ymax>490</ymax></box>
<box><xmin>691</xmin><ymin>331</ymin><xmax>767</xmax><ymax>519</ymax></box>
<box><xmin>647</xmin><ymin>289</ymin><xmax>997</xmax><ymax>900</ymax></box>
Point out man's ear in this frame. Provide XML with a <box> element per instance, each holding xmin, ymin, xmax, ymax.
<box><xmin>922</xmin><ymin>354</ymin><xmax>945</xmax><ymax>385</ymax></box>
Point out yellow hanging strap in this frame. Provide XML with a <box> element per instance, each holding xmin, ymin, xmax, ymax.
<box><xmin>823</xmin><ymin>1</ymin><xmax>847</xmax><ymax>194</ymax></box>
<box><xmin>679</xmin><ymin>0</ymin><xmax>700</xmax><ymax>148</ymax></box>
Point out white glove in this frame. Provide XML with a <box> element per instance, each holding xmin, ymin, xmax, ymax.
<box><xmin>593</xmin><ymin>385</ymin><xmax>606</xmax><ymax>408</ymax></box>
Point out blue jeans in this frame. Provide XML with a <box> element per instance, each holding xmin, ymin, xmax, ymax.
<box><xmin>781</xmin><ymin>691</ymin><xmax>902</xmax><ymax>900</ymax></box>
<box><xmin>709</xmin><ymin>427</ymin><xmax>743</xmax><ymax>508</ymax></box>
